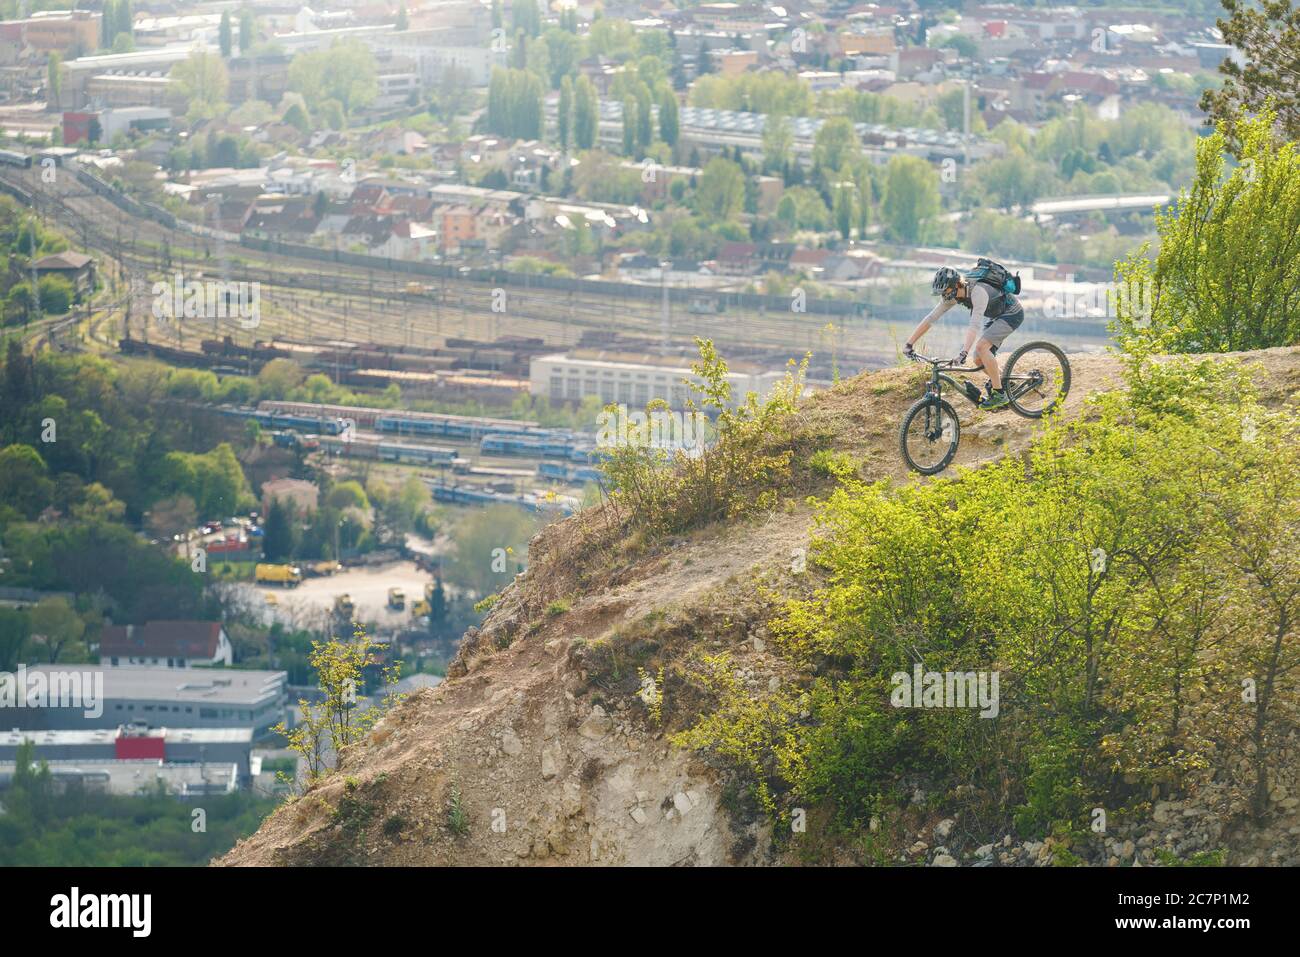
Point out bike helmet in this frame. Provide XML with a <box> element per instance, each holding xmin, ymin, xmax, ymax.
<box><xmin>931</xmin><ymin>266</ymin><xmax>961</xmax><ymax>298</ymax></box>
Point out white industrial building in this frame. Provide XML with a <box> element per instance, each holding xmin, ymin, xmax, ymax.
<box><xmin>530</xmin><ymin>350</ymin><xmax>786</xmax><ymax>410</ymax></box>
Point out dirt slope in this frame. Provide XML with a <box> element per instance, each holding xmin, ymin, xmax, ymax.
<box><xmin>218</xmin><ymin>346</ymin><xmax>1300</xmax><ymax>866</ymax></box>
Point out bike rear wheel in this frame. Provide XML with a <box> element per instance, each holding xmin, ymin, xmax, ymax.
<box><xmin>1004</xmin><ymin>341</ymin><xmax>1071</xmax><ymax>418</ymax></box>
<box><xmin>899</xmin><ymin>397</ymin><xmax>960</xmax><ymax>475</ymax></box>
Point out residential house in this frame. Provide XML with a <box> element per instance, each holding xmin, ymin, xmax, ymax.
<box><xmin>99</xmin><ymin>620</ymin><xmax>234</xmax><ymax>669</ymax></box>
<box><xmin>32</xmin><ymin>251</ymin><xmax>96</xmax><ymax>297</ymax></box>
<box><xmin>439</xmin><ymin>204</ymin><xmax>476</xmax><ymax>253</ymax></box>
<box><xmin>373</xmin><ymin>219</ymin><xmax>439</xmax><ymax>261</ymax></box>
<box><xmin>367</xmin><ymin>127</ymin><xmax>429</xmax><ymax>156</ymax></box>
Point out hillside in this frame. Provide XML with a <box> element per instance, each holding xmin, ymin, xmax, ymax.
<box><xmin>219</xmin><ymin>345</ymin><xmax>1300</xmax><ymax>867</ymax></box>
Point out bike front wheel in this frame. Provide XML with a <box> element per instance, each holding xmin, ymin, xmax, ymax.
<box><xmin>899</xmin><ymin>397</ymin><xmax>961</xmax><ymax>475</ymax></box>
<box><xmin>1004</xmin><ymin>341</ymin><xmax>1071</xmax><ymax>418</ymax></box>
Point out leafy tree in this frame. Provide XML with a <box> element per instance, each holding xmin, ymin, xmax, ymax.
<box><xmin>881</xmin><ymin>154</ymin><xmax>941</xmax><ymax>244</ymax></box>
<box><xmin>262</xmin><ymin>497</ymin><xmax>295</xmax><ymax>561</ymax></box>
<box><xmin>812</xmin><ymin>117</ymin><xmax>859</xmax><ymax>174</ymax></box>
<box><xmin>46</xmin><ymin>53</ymin><xmax>62</xmax><ymax>109</ymax></box>
<box><xmin>101</xmin><ymin>0</ymin><xmax>117</xmax><ymax>47</ymax></box>
<box><xmin>634</xmin><ymin>82</ymin><xmax>653</xmax><ymax>149</ymax></box>
<box><xmin>690</xmin><ymin>71</ymin><xmax>813</xmax><ymax>115</ymax></box>
<box><xmin>1114</xmin><ymin>108</ymin><xmax>1300</xmax><ymax>353</ymax></box>
<box><xmin>35</xmin><ymin>275</ymin><xmax>73</xmax><ymax>314</ymax></box>
<box><xmin>287</xmin><ymin>39</ymin><xmax>377</xmax><ymax>118</ymax></box>
<box><xmin>29</xmin><ymin>596</ymin><xmax>85</xmax><ymax>664</ymax></box>
<box><xmin>486</xmin><ymin>67</ymin><xmax>543</xmax><ymax>139</ymax></box>
<box><xmin>219</xmin><ymin>11</ymin><xmax>232</xmax><ymax>57</ymax></box>
<box><xmin>511</xmin><ymin>0</ymin><xmax>541</xmax><ymax>38</ymax></box>
<box><xmin>659</xmin><ymin>88</ymin><xmax>679</xmax><ymax>147</ymax></box>
<box><xmin>621</xmin><ymin>97</ymin><xmax>637</xmax><ymax>155</ymax></box>
<box><xmin>396</xmin><ymin>4</ymin><xmax>408</xmax><ymax>30</ymax></box>
<box><xmin>446</xmin><ymin>504</ymin><xmax>541</xmax><ymax>597</ymax></box>
<box><xmin>146</xmin><ymin>493</ymin><xmax>197</xmax><ymax>542</ymax></box>
<box><xmin>239</xmin><ymin>7</ymin><xmax>254</xmax><ymax>52</ymax></box>
<box><xmin>776</xmin><ymin>186</ymin><xmax>831</xmax><ymax>232</ymax></box>
<box><xmin>762</xmin><ymin>113</ymin><xmax>792</xmax><ymax>174</ymax></box>
<box><xmin>696</xmin><ymin>157</ymin><xmax>745</xmax><ymax>223</ymax></box>
<box><xmin>557</xmin><ymin>76</ymin><xmax>572</xmax><ymax>150</ymax></box>
<box><xmin>171</xmin><ymin>52</ymin><xmax>230</xmax><ymax>121</ymax></box>
<box><xmin>0</xmin><ymin>444</ymin><xmax>53</xmax><ymax>519</ymax></box>
<box><xmin>939</xmin><ymin>34</ymin><xmax>977</xmax><ymax>59</ymax></box>
<box><xmin>0</xmin><ymin>608</ymin><xmax>30</xmax><ymax>672</ymax></box>
<box><xmin>573</xmin><ymin>75</ymin><xmax>598</xmax><ymax>150</ymax></box>
<box><xmin>1201</xmin><ymin>0</ymin><xmax>1300</xmax><ymax>146</ymax></box>
<box><xmin>542</xmin><ymin>26</ymin><xmax>579</xmax><ymax>88</ymax></box>
<box><xmin>274</xmin><ymin>627</ymin><xmax>401</xmax><ymax>784</ymax></box>
<box><xmin>325</xmin><ymin>480</ymin><xmax>369</xmax><ymax>512</ymax></box>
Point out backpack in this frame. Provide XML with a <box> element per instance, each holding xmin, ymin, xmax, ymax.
<box><xmin>967</xmin><ymin>257</ymin><xmax>1022</xmax><ymax>296</ymax></box>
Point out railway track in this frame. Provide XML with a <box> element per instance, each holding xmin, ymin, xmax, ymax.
<box><xmin>9</xmin><ymin>167</ymin><xmax>1110</xmax><ymax>371</ymax></box>
<box><xmin>8</xmin><ymin>167</ymin><xmax>885</xmax><ymax>366</ymax></box>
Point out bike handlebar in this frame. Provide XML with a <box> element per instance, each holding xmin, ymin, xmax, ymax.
<box><xmin>910</xmin><ymin>351</ymin><xmax>982</xmax><ymax>373</ymax></box>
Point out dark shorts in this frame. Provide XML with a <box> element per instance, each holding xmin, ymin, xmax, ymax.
<box><xmin>979</xmin><ymin>307</ymin><xmax>1023</xmax><ymax>354</ymax></box>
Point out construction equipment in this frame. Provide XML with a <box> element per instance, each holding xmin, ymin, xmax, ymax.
<box><xmin>387</xmin><ymin>587</ymin><xmax>406</xmax><ymax>610</ymax></box>
<box><xmin>410</xmin><ymin>598</ymin><xmax>431</xmax><ymax>617</ymax></box>
<box><xmin>255</xmin><ymin>563</ymin><xmax>302</xmax><ymax>586</ymax></box>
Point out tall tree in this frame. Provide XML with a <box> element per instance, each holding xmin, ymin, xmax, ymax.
<box><xmin>1114</xmin><ymin>107</ymin><xmax>1300</xmax><ymax>353</ymax></box>
<box><xmin>880</xmin><ymin>154</ymin><xmax>940</xmax><ymax>244</ymax></box>
<box><xmin>239</xmin><ymin>8</ymin><xmax>255</xmax><ymax>53</ymax></box>
<box><xmin>396</xmin><ymin>4</ymin><xmax>409</xmax><ymax>31</ymax></box>
<box><xmin>262</xmin><ymin>498</ymin><xmax>294</xmax><ymax>562</ymax></box>
<box><xmin>511</xmin><ymin>0</ymin><xmax>541</xmax><ymax>38</ymax></box>
<box><xmin>1201</xmin><ymin>0</ymin><xmax>1300</xmax><ymax>147</ymax></box>
<box><xmin>634</xmin><ymin>81</ymin><xmax>653</xmax><ymax>149</ymax></box>
<box><xmin>697</xmin><ymin>156</ymin><xmax>745</xmax><ymax>223</ymax></box>
<box><xmin>558</xmin><ymin>75</ymin><xmax>573</xmax><ymax>150</ymax></box>
<box><xmin>46</xmin><ymin>52</ymin><xmax>62</xmax><ymax>110</ymax></box>
<box><xmin>116</xmin><ymin>0</ymin><xmax>133</xmax><ymax>40</ymax></box>
<box><xmin>762</xmin><ymin>113</ymin><xmax>792</xmax><ymax>174</ymax></box>
<box><xmin>171</xmin><ymin>51</ymin><xmax>230</xmax><ymax>121</ymax></box>
<box><xmin>101</xmin><ymin>0</ymin><xmax>117</xmax><ymax>47</ymax></box>
<box><xmin>658</xmin><ymin>89</ymin><xmax>679</xmax><ymax>148</ymax></box>
<box><xmin>621</xmin><ymin>97</ymin><xmax>637</xmax><ymax>155</ymax></box>
<box><xmin>219</xmin><ymin>11</ymin><xmax>232</xmax><ymax>58</ymax></box>
<box><xmin>573</xmin><ymin>75</ymin><xmax>597</xmax><ymax>150</ymax></box>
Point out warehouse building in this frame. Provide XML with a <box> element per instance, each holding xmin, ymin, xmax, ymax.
<box><xmin>529</xmin><ymin>350</ymin><xmax>786</xmax><ymax>410</ymax></box>
<box><xmin>0</xmin><ymin>666</ymin><xmax>287</xmax><ymax>734</ymax></box>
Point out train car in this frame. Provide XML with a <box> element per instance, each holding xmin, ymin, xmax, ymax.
<box><xmin>252</xmin><ymin>411</ymin><xmax>350</xmax><ymax>435</ymax></box>
<box><xmin>260</xmin><ymin>401</ymin><xmax>536</xmax><ymax>436</ymax></box>
<box><xmin>376</xmin><ymin>442</ymin><xmax>457</xmax><ymax>466</ymax></box>
<box><xmin>479</xmin><ymin>435</ymin><xmax>571</xmax><ymax>458</ymax></box>
<box><xmin>537</xmin><ymin>461</ymin><xmax>604</xmax><ymax>484</ymax></box>
<box><xmin>0</xmin><ymin>149</ymin><xmax>33</xmax><ymax>169</ymax></box>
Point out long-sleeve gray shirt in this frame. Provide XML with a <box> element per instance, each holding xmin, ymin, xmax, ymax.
<box><xmin>920</xmin><ymin>283</ymin><xmax>996</xmax><ymax>342</ymax></box>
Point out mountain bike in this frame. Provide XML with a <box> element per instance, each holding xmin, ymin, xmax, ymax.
<box><xmin>899</xmin><ymin>341</ymin><xmax>1071</xmax><ymax>475</ymax></box>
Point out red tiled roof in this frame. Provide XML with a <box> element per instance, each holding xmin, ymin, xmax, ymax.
<box><xmin>100</xmin><ymin>621</ymin><xmax>222</xmax><ymax>660</ymax></box>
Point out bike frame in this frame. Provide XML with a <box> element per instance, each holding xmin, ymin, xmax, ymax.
<box><xmin>912</xmin><ymin>353</ymin><xmax>986</xmax><ymax>407</ymax></box>
<box><xmin>911</xmin><ymin>352</ymin><xmax>1042</xmax><ymax>407</ymax></box>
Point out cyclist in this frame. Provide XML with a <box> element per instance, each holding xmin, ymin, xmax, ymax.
<box><xmin>903</xmin><ymin>265</ymin><xmax>1024</xmax><ymax>411</ymax></box>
